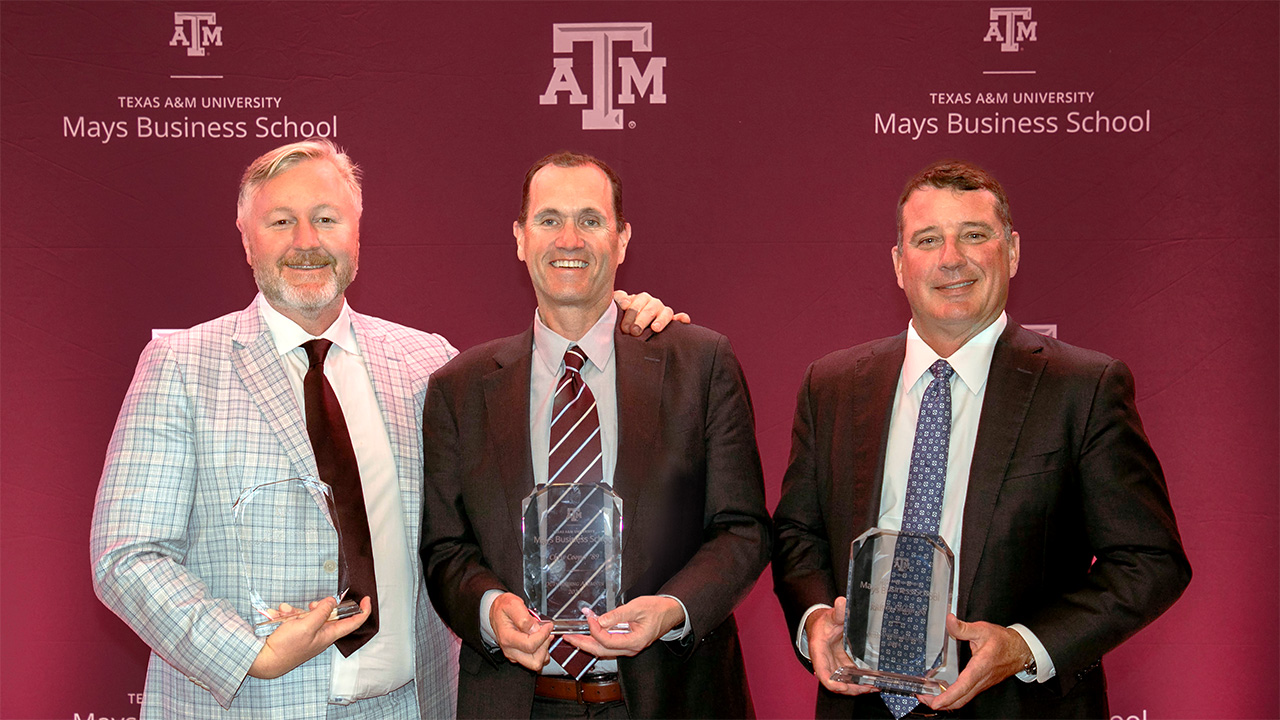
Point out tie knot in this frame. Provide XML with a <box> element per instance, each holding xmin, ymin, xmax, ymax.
<box><xmin>563</xmin><ymin>346</ymin><xmax>587</xmax><ymax>374</ymax></box>
<box><xmin>302</xmin><ymin>338</ymin><xmax>333</xmax><ymax>369</ymax></box>
<box><xmin>930</xmin><ymin>359</ymin><xmax>954</xmax><ymax>381</ymax></box>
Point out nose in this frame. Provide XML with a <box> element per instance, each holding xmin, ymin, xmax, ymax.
<box><xmin>553</xmin><ymin>223</ymin><xmax>586</xmax><ymax>250</ymax></box>
<box><xmin>292</xmin><ymin>219</ymin><xmax>321</xmax><ymax>249</ymax></box>
<box><xmin>938</xmin><ymin>236</ymin><xmax>966</xmax><ymax>269</ymax></box>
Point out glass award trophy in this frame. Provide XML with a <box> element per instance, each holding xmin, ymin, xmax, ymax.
<box><xmin>231</xmin><ymin>476</ymin><xmax>361</xmax><ymax>636</ymax></box>
<box><xmin>830</xmin><ymin>528</ymin><xmax>956</xmax><ymax>696</ymax></box>
<box><xmin>522</xmin><ymin>482</ymin><xmax>627</xmax><ymax>634</ymax></box>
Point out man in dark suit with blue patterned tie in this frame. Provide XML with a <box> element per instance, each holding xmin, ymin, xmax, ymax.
<box><xmin>772</xmin><ymin>160</ymin><xmax>1191</xmax><ymax>719</ymax></box>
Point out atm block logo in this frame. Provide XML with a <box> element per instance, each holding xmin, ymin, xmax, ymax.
<box><xmin>984</xmin><ymin>8</ymin><xmax>1037</xmax><ymax>52</ymax></box>
<box><xmin>539</xmin><ymin>23</ymin><xmax>667</xmax><ymax>130</ymax></box>
<box><xmin>170</xmin><ymin>12</ymin><xmax>222</xmax><ymax>57</ymax></box>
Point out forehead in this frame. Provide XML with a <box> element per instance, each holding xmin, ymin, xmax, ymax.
<box><xmin>250</xmin><ymin>158</ymin><xmax>356</xmax><ymax>214</ymax></box>
<box><xmin>902</xmin><ymin>187</ymin><xmax>1000</xmax><ymax>230</ymax></box>
<box><xmin>527</xmin><ymin>164</ymin><xmax>614</xmax><ymax>216</ymax></box>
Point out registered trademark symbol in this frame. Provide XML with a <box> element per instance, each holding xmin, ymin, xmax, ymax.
<box><xmin>629</xmin><ymin>121</ymin><xmax>636</xmax><ymax>129</ymax></box>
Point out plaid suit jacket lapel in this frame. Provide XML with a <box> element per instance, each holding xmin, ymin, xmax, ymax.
<box><xmin>230</xmin><ymin>304</ymin><xmax>317</xmax><ymax>479</ymax></box>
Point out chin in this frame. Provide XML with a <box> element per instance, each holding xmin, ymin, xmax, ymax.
<box><xmin>276</xmin><ymin>285</ymin><xmax>341</xmax><ymax>313</ymax></box>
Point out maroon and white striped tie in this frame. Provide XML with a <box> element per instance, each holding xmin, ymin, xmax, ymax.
<box><xmin>546</xmin><ymin>345</ymin><xmax>602</xmax><ymax>679</ymax></box>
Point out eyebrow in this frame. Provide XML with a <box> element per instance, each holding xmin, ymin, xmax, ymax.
<box><xmin>264</xmin><ymin>203</ymin><xmax>343</xmax><ymax>216</ymax></box>
<box><xmin>533</xmin><ymin>207</ymin><xmax>607</xmax><ymax>221</ymax></box>
<box><xmin>910</xmin><ymin>220</ymin><xmax>996</xmax><ymax>242</ymax></box>
<box><xmin>909</xmin><ymin>225</ymin><xmax>940</xmax><ymax>242</ymax></box>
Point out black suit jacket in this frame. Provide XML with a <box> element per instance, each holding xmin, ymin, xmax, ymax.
<box><xmin>772</xmin><ymin>322</ymin><xmax>1191</xmax><ymax>719</ymax></box>
<box><xmin>421</xmin><ymin>319</ymin><xmax>771</xmax><ymax>719</ymax></box>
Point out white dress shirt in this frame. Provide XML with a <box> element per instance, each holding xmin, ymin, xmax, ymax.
<box><xmin>257</xmin><ymin>295</ymin><xmax>415</xmax><ymax>702</ymax></box>
<box><xmin>797</xmin><ymin>313</ymin><xmax>1054</xmax><ymax>683</ymax></box>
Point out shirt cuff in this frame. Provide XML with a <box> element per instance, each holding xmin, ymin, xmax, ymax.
<box><xmin>1009</xmin><ymin>623</ymin><xmax>1056</xmax><ymax>683</ymax></box>
<box><xmin>479</xmin><ymin>589</ymin><xmax>503</xmax><ymax>649</ymax></box>
<box><xmin>795</xmin><ymin>603</ymin><xmax>833</xmax><ymax>660</ymax></box>
<box><xmin>657</xmin><ymin>594</ymin><xmax>691</xmax><ymax>642</ymax></box>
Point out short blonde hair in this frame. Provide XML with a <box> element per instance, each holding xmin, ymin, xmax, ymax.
<box><xmin>237</xmin><ymin>139</ymin><xmax>362</xmax><ymax>222</ymax></box>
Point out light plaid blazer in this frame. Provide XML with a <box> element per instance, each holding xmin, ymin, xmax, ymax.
<box><xmin>91</xmin><ymin>300</ymin><xmax>460</xmax><ymax>719</ymax></box>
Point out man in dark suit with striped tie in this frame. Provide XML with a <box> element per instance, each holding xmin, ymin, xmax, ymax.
<box><xmin>420</xmin><ymin>151</ymin><xmax>771</xmax><ymax>718</ymax></box>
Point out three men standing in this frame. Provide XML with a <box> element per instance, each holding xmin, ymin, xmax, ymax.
<box><xmin>419</xmin><ymin>152</ymin><xmax>771</xmax><ymax>718</ymax></box>
<box><xmin>92</xmin><ymin>141</ymin><xmax>1187</xmax><ymax>720</ymax></box>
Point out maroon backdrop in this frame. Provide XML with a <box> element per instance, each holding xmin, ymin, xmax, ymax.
<box><xmin>2</xmin><ymin>3</ymin><xmax>1276</xmax><ymax>719</ymax></box>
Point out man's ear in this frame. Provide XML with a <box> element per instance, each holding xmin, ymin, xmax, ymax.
<box><xmin>1008</xmin><ymin>231</ymin><xmax>1020</xmax><ymax>278</ymax></box>
<box><xmin>238</xmin><ymin>219</ymin><xmax>253</xmax><ymax>266</ymax></box>
<box><xmin>616</xmin><ymin>222</ymin><xmax>631</xmax><ymax>265</ymax></box>
<box><xmin>514</xmin><ymin>220</ymin><xmax>527</xmax><ymax>261</ymax></box>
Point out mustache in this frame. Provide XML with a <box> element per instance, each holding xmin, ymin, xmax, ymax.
<box><xmin>278</xmin><ymin>251</ymin><xmax>334</xmax><ymax>267</ymax></box>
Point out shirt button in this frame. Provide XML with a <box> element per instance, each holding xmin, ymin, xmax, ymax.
<box><xmin>323</xmin><ymin>560</ymin><xmax>338</xmax><ymax>573</ymax></box>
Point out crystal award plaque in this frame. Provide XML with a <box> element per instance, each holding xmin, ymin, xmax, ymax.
<box><xmin>231</xmin><ymin>476</ymin><xmax>360</xmax><ymax>636</ymax></box>
<box><xmin>522</xmin><ymin>482</ymin><xmax>626</xmax><ymax>634</ymax></box>
<box><xmin>831</xmin><ymin>528</ymin><xmax>956</xmax><ymax>696</ymax></box>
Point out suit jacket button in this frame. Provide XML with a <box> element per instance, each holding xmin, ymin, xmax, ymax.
<box><xmin>323</xmin><ymin>560</ymin><xmax>338</xmax><ymax>573</ymax></box>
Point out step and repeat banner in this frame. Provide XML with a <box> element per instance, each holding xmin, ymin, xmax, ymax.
<box><xmin>2</xmin><ymin>2</ymin><xmax>1276</xmax><ymax>719</ymax></box>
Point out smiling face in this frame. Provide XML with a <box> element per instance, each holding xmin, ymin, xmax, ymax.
<box><xmin>514</xmin><ymin>163</ymin><xmax>630</xmax><ymax>337</ymax></box>
<box><xmin>238</xmin><ymin>158</ymin><xmax>360</xmax><ymax>332</ymax></box>
<box><xmin>893</xmin><ymin>186</ymin><xmax>1019</xmax><ymax>355</ymax></box>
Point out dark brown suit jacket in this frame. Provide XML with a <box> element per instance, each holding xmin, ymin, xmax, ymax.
<box><xmin>772</xmin><ymin>322</ymin><xmax>1191</xmax><ymax>719</ymax></box>
<box><xmin>421</xmin><ymin>319</ymin><xmax>770</xmax><ymax>719</ymax></box>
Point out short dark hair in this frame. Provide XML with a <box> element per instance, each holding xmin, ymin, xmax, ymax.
<box><xmin>517</xmin><ymin>151</ymin><xmax>625</xmax><ymax>231</ymax></box>
<box><xmin>897</xmin><ymin>160</ymin><xmax>1012</xmax><ymax>247</ymax></box>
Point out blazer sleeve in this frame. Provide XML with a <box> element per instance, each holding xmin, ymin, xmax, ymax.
<box><xmin>1024</xmin><ymin>358</ymin><xmax>1191</xmax><ymax>690</ymax></box>
<box><xmin>652</xmin><ymin>334</ymin><xmax>772</xmax><ymax>645</ymax></box>
<box><xmin>419</xmin><ymin>373</ymin><xmax>509</xmax><ymax>661</ymax></box>
<box><xmin>771</xmin><ymin>363</ymin><xmax>840</xmax><ymax>666</ymax></box>
<box><xmin>89</xmin><ymin>337</ymin><xmax>262</xmax><ymax>708</ymax></box>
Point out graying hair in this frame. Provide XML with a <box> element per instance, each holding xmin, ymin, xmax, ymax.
<box><xmin>236</xmin><ymin>139</ymin><xmax>362</xmax><ymax>222</ymax></box>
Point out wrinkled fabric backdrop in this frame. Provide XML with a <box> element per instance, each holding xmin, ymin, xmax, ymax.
<box><xmin>2</xmin><ymin>3</ymin><xmax>1276</xmax><ymax>719</ymax></box>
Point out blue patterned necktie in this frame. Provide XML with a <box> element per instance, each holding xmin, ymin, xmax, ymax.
<box><xmin>881</xmin><ymin>359</ymin><xmax>954</xmax><ymax>719</ymax></box>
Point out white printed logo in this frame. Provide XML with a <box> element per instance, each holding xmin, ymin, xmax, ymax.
<box><xmin>539</xmin><ymin>23</ymin><xmax>666</xmax><ymax>130</ymax></box>
<box><xmin>984</xmin><ymin>8</ymin><xmax>1037</xmax><ymax>52</ymax></box>
<box><xmin>170</xmin><ymin>12</ymin><xmax>222</xmax><ymax>57</ymax></box>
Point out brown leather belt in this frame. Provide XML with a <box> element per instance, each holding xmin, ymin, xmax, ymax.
<box><xmin>534</xmin><ymin>674</ymin><xmax>622</xmax><ymax>704</ymax></box>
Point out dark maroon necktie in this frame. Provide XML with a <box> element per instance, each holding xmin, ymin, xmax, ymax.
<box><xmin>302</xmin><ymin>339</ymin><xmax>378</xmax><ymax>655</ymax></box>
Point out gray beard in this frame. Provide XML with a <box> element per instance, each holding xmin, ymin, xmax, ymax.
<box><xmin>251</xmin><ymin>258</ymin><xmax>355</xmax><ymax>315</ymax></box>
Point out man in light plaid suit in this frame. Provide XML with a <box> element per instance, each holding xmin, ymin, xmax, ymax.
<box><xmin>90</xmin><ymin>139</ymin><xmax>680</xmax><ymax>719</ymax></box>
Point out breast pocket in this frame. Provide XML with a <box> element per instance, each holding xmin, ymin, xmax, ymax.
<box><xmin>1003</xmin><ymin>447</ymin><xmax>1066</xmax><ymax>481</ymax></box>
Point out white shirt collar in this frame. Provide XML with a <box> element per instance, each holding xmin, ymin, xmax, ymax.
<box><xmin>904</xmin><ymin>312</ymin><xmax>1007</xmax><ymax>396</ymax></box>
<box><xmin>532</xmin><ymin>302</ymin><xmax>618</xmax><ymax>375</ymax></box>
<box><xmin>256</xmin><ymin>293</ymin><xmax>360</xmax><ymax>358</ymax></box>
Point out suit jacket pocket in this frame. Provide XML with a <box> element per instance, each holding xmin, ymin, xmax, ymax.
<box><xmin>1003</xmin><ymin>447</ymin><xmax>1066</xmax><ymax>481</ymax></box>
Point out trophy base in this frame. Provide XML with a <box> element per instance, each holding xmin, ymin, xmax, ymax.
<box><xmin>253</xmin><ymin>598</ymin><xmax>362</xmax><ymax>636</ymax></box>
<box><xmin>830</xmin><ymin>666</ymin><xmax>947</xmax><ymax>696</ymax></box>
<box><xmin>547</xmin><ymin>619</ymin><xmax>631</xmax><ymax>635</ymax></box>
